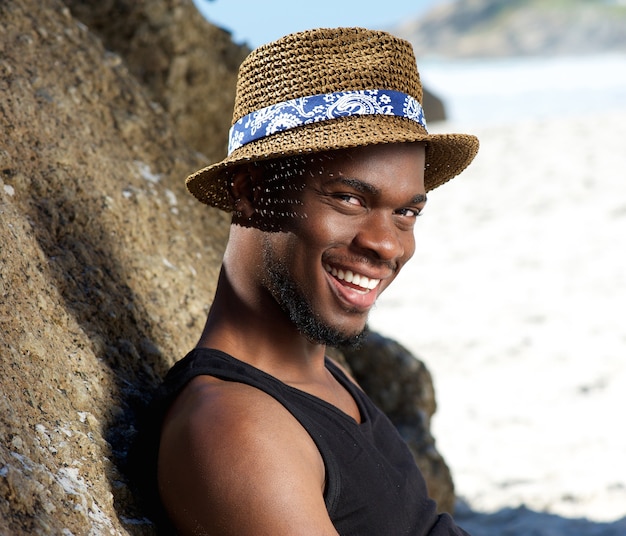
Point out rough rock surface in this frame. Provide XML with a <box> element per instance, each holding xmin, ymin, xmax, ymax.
<box><xmin>1</xmin><ymin>0</ymin><xmax>455</xmax><ymax>533</ymax></box>
<box><xmin>1</xmin><ymin>1</ymin><xmax>228</xmax><ymax>533</ymax></box>
<box><xmin>63</xmin><ymin>0</ymin><xmax>249</xmax><ymax>164</ymax></box>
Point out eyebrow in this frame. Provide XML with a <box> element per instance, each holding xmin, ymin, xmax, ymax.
<box><xmin>329</xmin><ymin>177</ymin><xmax>427</xmax><ymax>205</ymax></box>
<box><xmin>410</xmin><ymin>193</ymin><xmax>428</xmax><ymax>205</ymax></box>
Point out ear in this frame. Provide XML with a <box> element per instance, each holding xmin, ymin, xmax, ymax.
<box><xmin>229</xmin><ymin>164</ymin><xmax>264</xmax><ymax>219</ymax></box>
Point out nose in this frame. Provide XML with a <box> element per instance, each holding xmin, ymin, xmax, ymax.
<box><xmin>353</xmin><ymin>211</ymin><xmax>410</xmax><ymax>263</ymax></box>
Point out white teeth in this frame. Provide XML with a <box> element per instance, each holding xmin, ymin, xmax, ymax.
<box><xmin>324</xmin><ymin>264</ymin><xmax>380</xmax><ymax>291</ymax></box>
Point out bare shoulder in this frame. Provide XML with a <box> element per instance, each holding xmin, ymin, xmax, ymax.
<box><xmin>158</xmin><ymin>375</ymin><xmax>338</xmax><ymax>536</ymax></box>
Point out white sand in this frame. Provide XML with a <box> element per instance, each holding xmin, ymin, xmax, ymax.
<box><xmin>368</xmin><ymin>110</ymin><xmax>626</xmax><ymax>533</ymax></box>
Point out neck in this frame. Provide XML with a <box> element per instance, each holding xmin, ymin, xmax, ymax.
<box><xmin>197</xmin><ymin>264</ymin><xmax>328</xmax><ymax>382</ymax></box>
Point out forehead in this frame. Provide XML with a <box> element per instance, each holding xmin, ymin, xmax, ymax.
<box><xmin>306</xmin><ymin>142</ymin><xmax>426</xmax><ymax>193</ymax></box>
<box><xmin>256</xmin><ymin>142</ymin><xmax>426</xmax><ymax>206</ymax></box>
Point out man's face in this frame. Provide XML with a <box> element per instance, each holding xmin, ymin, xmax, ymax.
<box><xmin>260</xmin><ymin>142</ymin><xmax>427</xmax><ymax>347</ymax></box>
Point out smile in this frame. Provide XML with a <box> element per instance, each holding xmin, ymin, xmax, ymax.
<box><xmin>323</xmin><ymin>263</ymin><xmax>380</xmax><ymax>291</ymax></box>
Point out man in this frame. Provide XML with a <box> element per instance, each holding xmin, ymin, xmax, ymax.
<box><xmin>151</xmin><ymin>27</ymin><xmax>478</xmax><ymax>535</ymax></box>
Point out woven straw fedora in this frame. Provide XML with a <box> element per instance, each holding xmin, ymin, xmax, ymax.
<box><xmin>186</xmin><ymin>27</ymin><xmax>479</xmax><ymax>211</ymax></box>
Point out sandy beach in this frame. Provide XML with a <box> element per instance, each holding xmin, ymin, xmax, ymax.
<box><xmin>369</xmin><ymin>110</ymin><xmax>626</xmax><ymax>534</ymax></box>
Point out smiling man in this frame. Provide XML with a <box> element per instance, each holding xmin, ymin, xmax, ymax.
<box><xmin>149</xmin><ymin>27</ymin><xmax>478</xmax><ymax>535</ymax></box>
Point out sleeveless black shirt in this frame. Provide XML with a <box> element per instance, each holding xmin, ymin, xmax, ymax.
<box><xmin>147</xmin><ymin>348</ymin><xmax>470</xmax><ymax>536</ymax></box>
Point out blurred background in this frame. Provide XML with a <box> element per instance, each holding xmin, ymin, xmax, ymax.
<box><xmin>195</xmin><ymin>1</ymin><xmax>626</xmax><ymax>533</ymax></box>
<box><xmin>193</xmin><ymin>0</ymin><xmax>626</xmax><ymax>126</ymax></box>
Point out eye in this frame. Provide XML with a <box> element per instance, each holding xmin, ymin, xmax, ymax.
<box><xmin>396</xmin><ymin>207</ymin><xmax>422</xmax><ymax>218</ymax></box>
<box><xmin>336</xmin><ymin>193</ymin><xmax>363</xmax><ymax>207</ymax></box>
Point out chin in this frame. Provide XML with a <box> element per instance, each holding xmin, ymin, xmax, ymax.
<box><xmin>300</xmin><ymin>317</ymin><xmax>367</xmax><ymax>349</ymax></box>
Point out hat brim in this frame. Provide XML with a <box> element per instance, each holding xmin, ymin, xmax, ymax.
<box><xmin>186</xmin><ymin>114</ymin><xmax>479</xmax><ymax>211</ymax></box>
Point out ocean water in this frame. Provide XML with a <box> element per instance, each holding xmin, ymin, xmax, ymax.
<box><xmin>418</xmin><ymin>53</ymin><xmax>626</xmax><ymax>126</ymax></box>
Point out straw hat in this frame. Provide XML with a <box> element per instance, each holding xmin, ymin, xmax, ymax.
<box><xmin>186</xmin><ymin>27</ymin><xmax>479</xmax><ymax>211</ymax></box>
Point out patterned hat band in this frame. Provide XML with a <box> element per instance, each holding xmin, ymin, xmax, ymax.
<box><xmin>228</xmin><ymin>89</ymin><xmax>427</xmax><ymax>155</ymax></box>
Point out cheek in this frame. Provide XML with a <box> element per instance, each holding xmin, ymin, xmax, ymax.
<box><xmin>299</xmin><ymin>212</ymin><xmax>355</xmax><ymax>247</ymax></box>
<box><xmin>398</xmin><ymin>232</ymin><xmax>417</xmax><ymax>269</ymax></box>
<box><xmin>406</xmin><ymin>233</ymin><xmax>417</xmax><ymax>258</ymax></box>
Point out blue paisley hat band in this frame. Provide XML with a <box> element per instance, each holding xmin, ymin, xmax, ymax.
<box><xmin>228</xmin><ymin>89</ymin><xmax>427</xmax><ymax>155</ymax></box>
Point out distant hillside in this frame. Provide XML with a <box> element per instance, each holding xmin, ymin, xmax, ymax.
<box><xmin>394</xmin><ymin>0</ymin><xmax>626</xmax><ymax>58</ymax></box>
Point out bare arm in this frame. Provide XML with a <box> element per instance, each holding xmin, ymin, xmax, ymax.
<box><xmin>158</xmin><ymin>376</ymin><xmax>340</xmax><ymax>536</ymax></box>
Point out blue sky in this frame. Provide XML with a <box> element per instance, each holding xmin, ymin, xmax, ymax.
<box><xmin>193</xmin><ymin>0</ymin><xmax>444</xmax><ymax>49</ymax></box>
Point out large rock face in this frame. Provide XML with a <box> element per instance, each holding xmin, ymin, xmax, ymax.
<box><xmin>0</xmin><ymin>0</ymin><xmax>455</xmax><ymax>533</ymax></box>
<box><xmin>63</xmin><ymin>0</ymin><xmax>249</xmax><ymax>164</ymax></box>
<box><xmin>1</xmin><ymin>1</ymin><xmax>229</xmax><ymax>533</ymax></box>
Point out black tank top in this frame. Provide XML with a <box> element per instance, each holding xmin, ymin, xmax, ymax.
<box><xmin>148</xmin><ymin>348</ymin><xmax>470</xmax><ymax>536</ymax></box>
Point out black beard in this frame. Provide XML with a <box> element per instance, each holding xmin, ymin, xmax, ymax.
<box><xmin>262</xmin><ymin>243</ymin><xmax>364</xmax><ymax>349</ymax></box>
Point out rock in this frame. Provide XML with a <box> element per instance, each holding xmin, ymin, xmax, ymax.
<box><xmin>423</xmin><ymin>87</ymin><xmax>447</xmax><ymax>123</ymax></box>
<box><xmin>0</xmin><ymin>0</ymin><xmax>455</xmax><ymax>533</ymax></box>
<box><xmin>1</xmin><ymin>0</ymin><xmax>228</xmax><ymax>533</ymax></box>
<box><xmin>63</xmin><ymin>0</ymin><xmax>249</xmax><ymax>164</ymax></box>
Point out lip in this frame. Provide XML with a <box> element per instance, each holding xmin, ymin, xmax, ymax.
<box><xmin>323</xmin><ymin>262</ymin><xmax>382</xmax><ymax>311</ymax></box>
